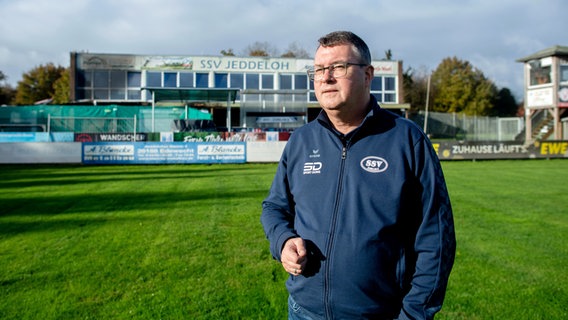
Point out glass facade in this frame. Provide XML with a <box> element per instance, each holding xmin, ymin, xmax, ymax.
<box><xmin>73</xmin><ymin>54</ymin><xmax>400</xmax><ymax>106</ymax></box>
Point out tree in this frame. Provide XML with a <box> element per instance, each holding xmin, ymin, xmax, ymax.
<box><xmin>402</xmin><ymin>66</ymin><xmax>430</xmax><ymax>112</ymax></box>
<box><xmin>430</xmin><ymin>57</ymin><xmax>497</xmax><ymax>116</ymax></box>
<box><xmin>0</xmin><ymin>71</ymin><xmax>16</xmax><ymax>105</ymax></box>
<box><xmin>220</xmin><ymin>49</ymin><xmax>235</xmax><ymax>56</ymax></box>
<box><xmin>384</xmin><ymin>49</ymin><xmax>393</xmax><ymax>60</ymax></box>
<box><xmin>494</xmin><ymin>88</ymin><xmax>518</xmax><ymax>117</ymax></box>
<box><xmin>52</xmin><ymin>68</ymin><xmax>70</xmax><ymax>104</ymax></box>
<box><xmin>245</xmin><ymin>41</ymin><xmax>278</xmax><ymax>57</ymax></box>
<box><xmin>281</xmin><ymin>42</ymin><xmax>310</xmax><ymax>59</ymax></box>
<box><xmin>14</xmin><ymin>63</ymin><xmax>66</xmax><ymax>105</ymax></box>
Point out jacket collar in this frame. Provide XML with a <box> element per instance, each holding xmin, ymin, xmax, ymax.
<box><xmin>316</xmin><ymin>95</ymin><xmax>381</xmax><ymax>136</ymax></box>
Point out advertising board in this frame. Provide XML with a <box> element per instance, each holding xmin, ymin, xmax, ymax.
<box><xmin>433</xmin><ymin>141</ymin><xmax>568</xmax><ymax>160</ymax></box>
<box><xmin>82</xmin><ymin>142</ymin><xmax>246</xmax><ymax>164</ymax></box>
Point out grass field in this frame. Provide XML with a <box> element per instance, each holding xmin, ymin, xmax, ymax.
<box><xmin>0</xmin><ymin>160</ymin><xmax>566</xmax><ymax>319</ymax></box>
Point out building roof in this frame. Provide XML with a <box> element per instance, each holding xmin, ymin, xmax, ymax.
<box><xmin>516</xmin><ymin>45</ymin><xmax>568</xmax><ymax>62</ymax></box>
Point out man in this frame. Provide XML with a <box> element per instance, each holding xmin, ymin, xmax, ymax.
<box><xmin>261</xmin><ymin>31</ymin><xmax>456</xmax><ymax>319</ymax></box>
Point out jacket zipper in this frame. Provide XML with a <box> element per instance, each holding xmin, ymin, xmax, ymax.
<box><xmin>324</xmin><ymin>139</ymin><xmax>348</xmax><ymax>319</ymax></box>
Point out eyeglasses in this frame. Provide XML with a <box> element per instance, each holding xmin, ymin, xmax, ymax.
<box><xmin>307</xmin><ymin>62</ymin><xmax>368</xmax><ymax>81</ymax></box>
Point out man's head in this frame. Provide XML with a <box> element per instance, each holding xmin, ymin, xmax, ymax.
<box><xmin>317</xmin><ymin>31</ymin><xmax>372</xmax><ymax>65</ymax></box>
<box><xmin>312</xmin><ymin>31</ymin><xmax>374</xmax><ymax>120</ymax></box>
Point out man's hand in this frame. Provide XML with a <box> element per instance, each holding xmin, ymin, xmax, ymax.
<box><xmin>281</xmin><ymin>237</ymin><xmax>308</xmax><ymax>275</ymax></box>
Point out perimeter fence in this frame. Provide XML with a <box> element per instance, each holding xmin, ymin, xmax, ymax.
<box><xmin>0</xmin><ymin>105</ymin><xmax>213</xmax><ymax>134</ymax></box>
<box><xmin>409</xmin><ymin>111</ymin><xmax>524</xmax><ymax>141</ymax></box>
<box><xmin>0</xmin><ymin>105</ymin><xmax>525</xmax><ymax>141</ymax></box>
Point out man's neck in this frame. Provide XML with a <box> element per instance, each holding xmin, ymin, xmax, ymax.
<box><xmin>326</xmin><ymin>100</ymin><xmax>371</xmax><ymax>135</ymax></box>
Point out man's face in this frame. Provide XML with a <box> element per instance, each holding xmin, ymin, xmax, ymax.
<box><xmin>313</xmin><ymin>44</ymin><xmax>372</xmax><ymax>112</ymax></box>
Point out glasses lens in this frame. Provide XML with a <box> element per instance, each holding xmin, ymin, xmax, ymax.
<box><xmin>331</xmin><ymin>64</ymin><xmax>347</xmax><ymax>78</ymax></box>
<box><xmin>309</xmin><ymin>63</ymin><xmax>357</xmax><ymax>81</ymax></box>
<box><xmin>314</xmin><ymin>68</ymin><xmax>325</xmax><ymax>80</ymax></box>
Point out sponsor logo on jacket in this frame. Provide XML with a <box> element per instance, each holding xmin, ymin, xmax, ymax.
<box><xmin>360</xmin><ymin>156</ymin><xmax>388</xmax><ymax>173</ymax></box>
<box><xmin>303</xmin><ymin>162</ymin><xmax>322</xmax><ymax>174</ymax></box>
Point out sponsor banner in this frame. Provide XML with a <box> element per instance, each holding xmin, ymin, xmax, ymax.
<box><xmin>0</xmin><ymin>132</ymin><xmax>74</xmax><ymax>142</ymax></box>
<box><xmin>174</xmin><ymin>131</ymin><xmax>270</xmax><ymax>142</ymax></box>
<box><xmin>82</xmin><ymin>142</ymin><xmax>246</xmax><ymax>164</ymax></box>
<box><xmin>174</xmin><ymin>132</ymin><xmax>223</xmax><ymax>142</ymax></box>
<box><xmin>433</xmin><ymin>141</ymin><xmax>568</xmax><ymax>160</ymax></box>
<box><xmin>75</xmin><ymin>133</ymin><xmax>148</xmax><ymax>142</ymax></box>
<box><xmin>74</xmin><ymin>131</ymin><xmax>292</xmax><ymax>143</ymax></box>
<box><xmin>256</xmin><ymin>116</ymin><xmax>298</xmax><ymax>124</ymax></box>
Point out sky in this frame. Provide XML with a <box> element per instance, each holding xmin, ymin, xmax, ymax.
<box><xmin>0</xmin><ymin>0</ymin><xmax>566</xmax><ymax>100</ymax></box>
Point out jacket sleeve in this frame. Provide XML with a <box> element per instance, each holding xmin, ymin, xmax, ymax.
<box><xmin>260</xmin><ymin>148</ymin><xmax>298</xmax><ymax>261</ymax></box>
<box><xmin>398</xmin><ymin>137</ymin><xmax>456</xmax><ymax>320</ymax></box>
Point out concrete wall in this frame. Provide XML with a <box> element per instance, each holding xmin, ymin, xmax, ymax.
<box><xmin>245</xmin><ymin>141</ymin><xmax>286</xmax><ymax>162</ymax></box>
<box><xmin>0</xmin><ymin>142</ymin><xmax>287</xmax><ymax>164</ymax></box>
<box><xmin>0</xmin><ymin>142</ymin><xmax>82</xmax><ymax>164</ymax></box>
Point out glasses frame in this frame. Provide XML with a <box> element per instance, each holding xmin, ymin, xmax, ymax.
<box><xmin>307</xmin><ymin>62</ymin><xmax>368</xmax><ymax>81</ymax></box>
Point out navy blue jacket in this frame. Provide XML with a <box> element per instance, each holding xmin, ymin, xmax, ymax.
<box><xmin>261</xmin><ymin>98</ymin><xmax>456</xmax><ymax>319</ymax></box>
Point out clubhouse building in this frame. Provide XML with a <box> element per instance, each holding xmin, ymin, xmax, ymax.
<box><xmin>69</xmin><ymin>52</ymin><xmax>407</xmax><ymax>131</ymax></box>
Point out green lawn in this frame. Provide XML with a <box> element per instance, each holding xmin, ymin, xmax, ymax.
<box><xmin>0</xmin><ymin>160</ymin><xmax>566</xmax><ymax>319</ymax></box>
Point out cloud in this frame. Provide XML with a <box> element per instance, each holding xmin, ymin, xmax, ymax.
<box><xmin>0</xmin><ymin>0</ymin><xmax>566</xmax><ymax>101</ymax></box>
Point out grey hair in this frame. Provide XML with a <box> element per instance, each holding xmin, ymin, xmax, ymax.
<box><xmin>317</xmin><ymin>31</ymin><xmax>371</xmax><ymax>64</ymax></box>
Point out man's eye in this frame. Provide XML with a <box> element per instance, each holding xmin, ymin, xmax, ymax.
<box><xmin>332</xmin><ymin>64</ymin><xmax>346</xmax><ymax>70</ymax></box>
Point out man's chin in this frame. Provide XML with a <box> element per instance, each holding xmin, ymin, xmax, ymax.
<box><xmin>320</xmin><ymin>102</ymin><xmax>342</xmax><ymax>111</ymax></box>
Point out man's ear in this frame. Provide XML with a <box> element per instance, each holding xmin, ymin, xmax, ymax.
<box><xmin>365</xmin><ymin>65</ymin><xmax>375</xmax><ymax>86</ymax></box>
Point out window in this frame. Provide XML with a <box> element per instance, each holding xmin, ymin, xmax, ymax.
<box><xmin>77</xmin><ymin>70</ymin><xmax>92</xmax><ymax>87</ymax></box>
<box><xmin>295</xmin><ymin>74</ymin><xmax>308</xmax><ymax>90</ymax></box>
<box><xmin>180</xmin><ymin>73</ymin><xmax>194</xmax><ymax>87</ymax></box>
<box><xmin>372</xmin><ymin>93</ymin><xmax>382</xmax><ymax>103</ymax></box>
<box><xmin>94</xmin><ymin>89</ymin><xmax>109</xmax><ymax>100</ymax></box>
<box><xmin>384</xmin><ymin>93</ymin><xmax>396</xmax><ymax>103</ymax></box>
<box><xmin>230</xmin><ymin>73</ymin><xmax>244</xmax><ymax>88</ymax></box>
<box><xmin>146</xmin><ymin>72</ymin><xmax>161</xmax><ymax>87</ymax></box>
<box><xmin>94</xmin><ymin>71</ymin><xmax>109</xmax><ymax>88</ymax></box>
<box><xmin>530</xmin><ymin>65</ymin><xmax>551</xmax><ymax>86</ymax></box>
<box><xmin>560</xmin><ymin>65</ymin><xmax>568</xmax><ymax>83</ymax></box>
<box><xmin>371</xmin><ymin>76</ymin><xmax>382</xmax><ymax>90</ymax></box>
<box><xmin>110</xmin><ymin>71</ymin><xmax>125</xmax><ymax>87</ymax></box>
<box><xmin>127</xmin><ymin>72</ymin><xmax>141</xmax><ymax>87</ymax></box>
<box><xmin>309</xmin><ymin>92</ymin><xmax>317</xmax><ymax>102</ymax></box>
<box><xmin>280</xmin><ymin>74</ymin><xmax>292</xmax><ymax>90</ymax></box>
<box><xmin>215</xmin><ymin>73</ymin><xmax>228</xmax><ymax>88</ymax></box>
<box><xmin>164</xmin><ymin>72</ymin><xmax>177</xmax><ymax>87</ymax></box>
<box><xmin>76</xmin><ymin>89</ymin><xmax>90</xmax><ymax>100</ymax></box>
<box><xmin>111</xmin><ymin>89</ymin><xmax>126</xmax><ymax>100</ymax></box>
<box><xmin>196</xmin><ymin>73</ymin><xmax>209</xmax><ymax>88</ymax></box>
<box><xmin>246</xmin><ymin>73</ymin><xmax>259</xmax><ymax>89</ymax></box>
<box><xmin>128</xmin><ymin>90</ymin><xmax>141</xmax><ymax>100</ymax></box>
<box><xmin>385</xmin><ymin>77</ymin><xmax>396</xmax><ymax>91</ymax></box>
<box><xmin>261</xmin><ymin>74</ymin><xmax>274</xmax><ymax>89</ymax></box>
